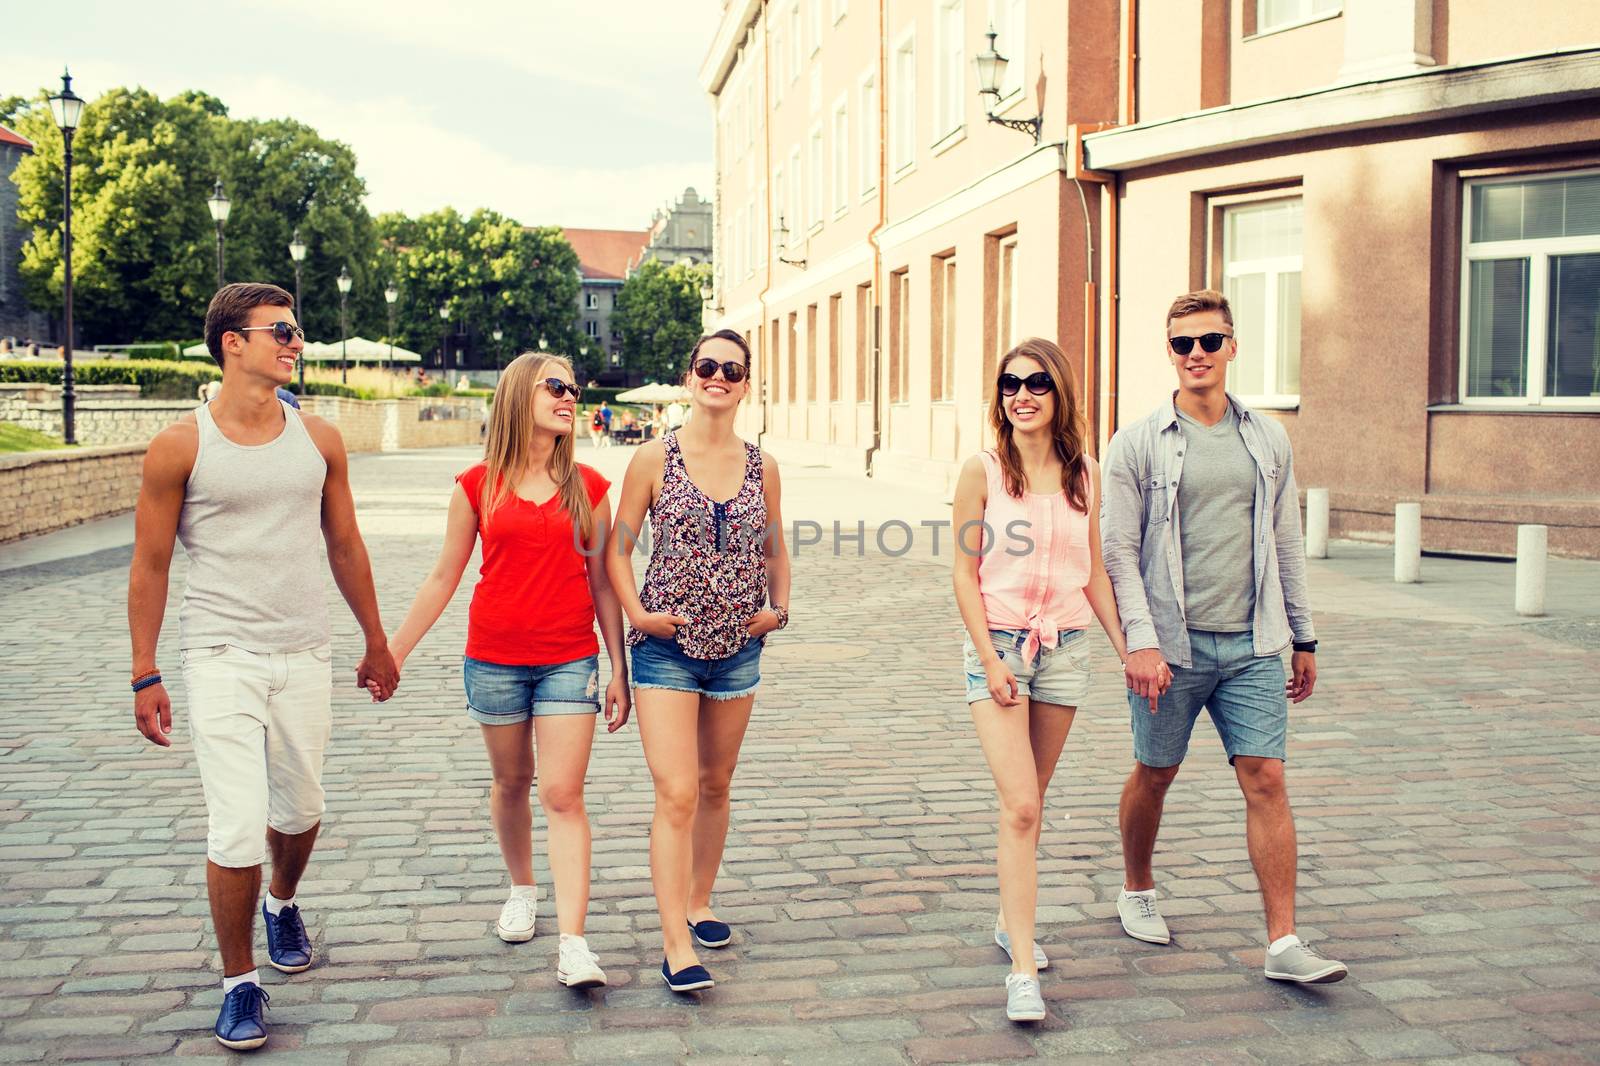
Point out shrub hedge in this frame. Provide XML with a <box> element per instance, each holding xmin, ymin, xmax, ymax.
<box><xmin>0</xmin><ymin>359</ymin><xmax>221</xmax><ymax>399</ymax></box>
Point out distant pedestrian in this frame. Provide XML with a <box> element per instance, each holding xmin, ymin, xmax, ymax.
<box><xmin>598</xmin><ymin>401</ymin><xmax>613</xmax><ymax>447</ymax></box>
<box><xmin>951</xmin><ymin>337</ymin><xmax>1129</xmax><ymax>1024</ymax></box>
<box><xmin>665</xmin><ymin>399</ymin><xmax>686</xmax><ymax>430</ymax></box>
<box><xmin>1102</xmin><ymin>289</ymin><xmax>1342</xmax><ymax>985</ymax></box>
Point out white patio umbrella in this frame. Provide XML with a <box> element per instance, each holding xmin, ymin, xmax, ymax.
<box><xmin>615</xmin><ymin>382</ymin><xmax>690</xmax><ymax>403</ymax></box>
<box><xmin>300</xmin><ymin>336</ymin><xmax>423</xmax><ymax>363</ymax></box>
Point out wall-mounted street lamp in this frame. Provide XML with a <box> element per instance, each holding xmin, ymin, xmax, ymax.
<box><xmin>974</xmin><ymin>24</ymin><xmax>1041</xmax><ymax>144</ymax></box>
<box><xmin>774</xmin><ymin>215</ymin><xmax>807</xmax><ymax>268</ymax></box>
<box><xmin>47</xmin><ymin>68</ymin><xmax>85</xmax><ymax>445</ymax></box>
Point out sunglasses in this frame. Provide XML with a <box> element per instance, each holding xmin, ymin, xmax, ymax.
<box><xmin>693</xmin><ymin>358</ymin><xmax>748</xmax><ymax>383</ymax></box>
<box><xmin>235</xmin><ymin>321</ymin><xmax>305</xmax><ymax>346</ymax></box>
<box><xmin>1168</xmin><ymin>332</ymin><xmax>1232</xmax><ymax>356</ymax></box>
<box><xmin>543</xmin><ymin>378</ymin><xmax>582</xmax><ymax>401</ymax></box>
<box><xmin>998</xmin><ymin>371</ymin><xmax>1055</xmax><ymax>397</ymax></box>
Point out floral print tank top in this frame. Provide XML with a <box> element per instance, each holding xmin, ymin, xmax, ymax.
<box><xmin>626</xmin><ymin>431</ymin><xmax>769</xmax><ymax>660</ymax></box>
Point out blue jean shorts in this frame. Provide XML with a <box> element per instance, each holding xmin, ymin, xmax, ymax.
<box><xmin>630</xmin><ymin>635</ymin><xmax>762</xmax><ymax>700</ymax></box>
<box><xmin>1129</xmin><ymin>629</ymin><xmax>1287</xmax><ymax>767</ymax></box>
<box><xmin>963</xmin><ymin>628</ymin><xmax>1091</xmax><ymax>707</ymax></box>
<box><xmin>463</xmin><ymin>654</ymin><xmax>600</xmax><ymax>725</ymax></box>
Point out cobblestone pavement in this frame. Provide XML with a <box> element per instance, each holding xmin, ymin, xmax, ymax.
<box><xmin>2</xmin><ymin>444</ymin><xmax>1598</xmax><ymax>1065</ymax></box>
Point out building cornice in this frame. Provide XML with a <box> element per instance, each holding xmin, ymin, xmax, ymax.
<box><xmin>1083</xmin><ymin>46</ymin><xmax>1600</xmax><ymax>172</ymax></box>
<box><xmin>699</xmin><ymin>0</ymin><xmax>763</xmax><ymax>96</ymax></box>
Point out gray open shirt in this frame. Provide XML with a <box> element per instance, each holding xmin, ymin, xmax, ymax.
<box><xmin>1100</xmin><ymin>393</ymin><xmax>1315</xmax><ymax>669</ymax></box>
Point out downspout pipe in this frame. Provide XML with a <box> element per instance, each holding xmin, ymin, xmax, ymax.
<box><xmin>862</xmin><ymin>0</ymin><xmax>887</xmax><ymax>478</ymax></box>
<box><xmin>755</xmin><ymin>1</ymin><xmax>774</xmax><ymax>451</ymax></box>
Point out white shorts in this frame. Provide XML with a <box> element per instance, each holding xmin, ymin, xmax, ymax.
<box><xmin>181</xmin><ymin>642</ymin><xmax>334</xmax><ymax>868</ymax></box>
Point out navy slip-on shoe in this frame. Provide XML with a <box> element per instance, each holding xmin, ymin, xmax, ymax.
<box><xmin>214</xmin><ymin>982</ymin><xmax>269</xmax><ymax>1051</ymax></box>
<box><xmin>689</xmin><ymin>918</ymin><xmax>732</xmax><ymax>949</ymax></box>
<box><xmin>262</xmin><ymin>901</ymin><xmax>313</xmax><ymax>973</ymax></box>
<box><xmin>661</xmin><ymin>958</ymin><xmax>715</xmax><ymax>993</ymax></box>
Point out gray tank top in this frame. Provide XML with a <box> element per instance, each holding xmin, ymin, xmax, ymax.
<box><xmin>177</xmin><ymin>399</ymin><xmax>331</xmax><ymax>651</ymax></box>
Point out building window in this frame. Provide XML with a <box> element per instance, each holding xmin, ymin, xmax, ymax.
<box><xmin>856</xmin><ymin>281</ymin><xmax>873</xmax><ymax>402</ymax></box>
<box><xmin>789</xmin><ymin>147</ymin><xmax>803</xmax><ymax>242</ymax></box>
<box><xmin>935</xmin><ymin>0</ymin><xmax>965</xmax><ymax>140</ymax></box>
<box><xmin>1221</xmin><ymin>198</ymin><xmax>1303</xmax><ymax>405</ymax></box>
<box><xmin>833</xmin><ymin>0</ymin><xmax>847</xmax><ymax>23</ymax></box>
<box><xmin>790</xmin><ymin>4</ymin><xmax>803</xmax><ymax>81</ymax></box>
<box><xmin>770</xmin><ymin>316</ymin><xmax>781</xmax><ymax>400</ymax></box>
<box><xmin>932</xmin><ymin>253</ymin><xmax>957</xmax><ymax>401</ymax></box>
<box><xmin>889</xmin><ymin>268</ymin><xmax>910</xmax><ymax>403</ymax></box>
<box><xmin>808</xmin><ymin>0</ymin><xmax>823</xmax><ymax>55</ymax></box>
<box><xmin>585</xmin><ymin>320</ymin><xmax>600</xmax><ymax>338</ymax></box>
<box><xmin>829</xmin><ymin>292</ymin><xmax>842</xmax><ymax>402</ymax></box>
<box><xmin>988</xmin><ymin>0</ymin><xmax>1026</xmax><ymax>100</ymax></box>
<box><xmin>891</xmin><ymin>31</ymin><xmax>916</xmax><ymax>175</ymax></box>
<box><xmin>999</xmin><ymin>234</ymin><xmax>1018</xmax><ymax>358</ymax></box>
<box><xmin>586</xmin><ymin>292</ymin><xmax>599</xmax><ymax>310</ymax></box>
<box><xmin>1463</xmin><ymin>170</ymin><xmax>1600</xmax><ymax>405</ymax></box>
<box><xmin>1255</xmin><ymin>0</ymin><xmax>1340</xmax><ymax>35</ymax></box>
<box><xmin>806</xmin><ymin>303</ymin><xmax>819</xmax><ymax>402</ymax></box>
<box><xmin>859</xmin><ymin>72</ymin><xmax>878</xmax><ymax>199</ymax></box>
<box><xmin>832</xmin><ymin>98</ymin><xmax>849</xmax><ymax>216</ymax></box>
<box><xmin>787</xmin><ymin>311</ymin><xmax>799</xmax><ymax>404</ymax></box>
<box><xmin>809</xmin><ymin>124</ymin><xmax>825</xmax><ymax>230</ymax></box>
<box><xmin>773</xmin><ymin>23</ymin><xmax>786</xmax><ymax>103</ymax></box>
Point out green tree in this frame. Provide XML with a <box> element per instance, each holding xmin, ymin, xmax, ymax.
<box><xmin>613</xmin><ymin>258</ymin><xmax>712</xmax><ymax>383</ymax></box>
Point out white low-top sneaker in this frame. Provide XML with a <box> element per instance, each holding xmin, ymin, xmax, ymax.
<box><xmin>1265</xmin><ymin>938</ymin><xmax>1348</xmax><ymax>984</ymax></box>
<box><xmin>994</xmin><ymin>924</ymin><xmax>1049</xmax><ymax>970</ymax></box>
<box><xmin>1004</xmin><ymin>972</ymin><xmax>1046</xmax><ymax>1023</ymax></box>
<box><xmin>1117</xmin><ymin>889</ymin><xmax>1171</xmax><ymax>945</ymax></box>
<box><xmin>496</xmin><ymin>887</ymin><xmax>537</xmax><ymax>943</ymax></box>
<box><xmin>557</xmin><ymin>934</ymin><xmax>608</xmax><ymax>988</ymax></box>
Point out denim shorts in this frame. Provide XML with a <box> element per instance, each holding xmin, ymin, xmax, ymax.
<box><xmin>1128</xmin><ymin>629</ymin><xmax>1287</xmax><ymax>767</ymax></box>
<box><xmin>463</xmin><ymin>654</ymin><xmax>600</xmax><ymax>725</ymax></box>
<box><xmin>630</xmin><ymin>634</ymin><xmax>762</xmax><ymax>700</ymax></box>
<box><xmin>963</xmin><ymin>628</ymin><xmax>1091</xmax><ymax>707</ymax></box>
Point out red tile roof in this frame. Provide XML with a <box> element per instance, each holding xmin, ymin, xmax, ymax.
<box><xmin>562</xmin><ymin>228</ymin><xmax>652</xmax><ymax>281</ymax></box>
<box><xmin>0</xmin><ymin>124</ymin><xmax>34</xmax><ymax>151</ymax></box>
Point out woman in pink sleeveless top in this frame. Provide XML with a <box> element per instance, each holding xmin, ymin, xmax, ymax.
<box><xmin>951</xmin><ymin>337</ymin><xmax>1130</xmax><ymax>1024</ymax></box>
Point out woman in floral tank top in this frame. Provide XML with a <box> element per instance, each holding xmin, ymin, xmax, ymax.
<box><xmin>607</xmin><ymin>329</ymin><xmax>792</xmax><ymax>993</ymax></box>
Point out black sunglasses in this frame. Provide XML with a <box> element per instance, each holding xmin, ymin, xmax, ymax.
<box><xmin>693</xmin><ymin>358</ymin><xmax>748</xmax><ymax>383</ymax></box>
<box><xmin>1168</xmin><ymin>332</ymin><xmax>1232</xmax><ymax>356</ymax></box>
<box><xmin>235</xmin><ymin>321</ymin><xmax>305</xmax><ymax>346</ymax></box>
<box><xmin>998</xmin><ymin>371</ymin><xmax>1055</xmax><ymax>397</ymax></box>
<box><xmin>543</xmin><ymin>378</ymin><xmax>582</xmax><ymax>401</ymax></box>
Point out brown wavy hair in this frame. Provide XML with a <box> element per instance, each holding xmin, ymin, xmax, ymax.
<box><xmin>479</xmin><ymin>352</ymin><xmax>594</xmax><ymax>539</ymax></box>
<box><xmin>988</xmin><ymin>337</ymin><xmax>1089</xmax><ymax>513</ymax></box>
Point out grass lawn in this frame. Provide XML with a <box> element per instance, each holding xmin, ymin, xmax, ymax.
<box><xmin>0</xmin><ymin>423</ymin><xmax>70</xmax><ymax>453</ymax></box>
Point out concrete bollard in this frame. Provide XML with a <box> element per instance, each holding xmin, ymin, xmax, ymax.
<box><xmin>1394</xmin><ymin>502</ymin><xmax>1422</xmax><ymax>583</ymax></box>
<box><xmin>1305</xmin><ymin>488</ymin><xmax>1330</xmax><ymax>559</ymax></box>
<box><xmin>1516</xmin><ymin>524</ymin><xmax>1547</xmax><ymax>617</ymax></box>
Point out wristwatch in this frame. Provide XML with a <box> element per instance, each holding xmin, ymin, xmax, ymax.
<box><xmin>769</xmin><ymin>604</ymin><xmax>789</xmax><ymax>630</ymax></box>
<box><xmin>1292</xmin><ymin>640</ymin><xmax>1318</xmax><ymax>653</ymax></box>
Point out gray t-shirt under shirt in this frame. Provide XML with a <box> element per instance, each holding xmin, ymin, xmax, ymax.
<box><xmin>1175</xmin><ymin>404</ymin><xmax>1257</xmax><ymax>633</ymax></box>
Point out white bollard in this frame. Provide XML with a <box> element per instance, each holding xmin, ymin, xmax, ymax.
<box><xmin>1305</xmin><ymin>488</ymin><xmax>1330</xmax><ymax>559</ymax></box>
<box><xmin>1394</xmin><ymin>502</ymin><xmax>1422</xmax><ymax>583</ymax></box>
<box><xmin>1516</xmin><ymin>524</ymin><xmax>1547</xmax><ymax>617</ymax></box>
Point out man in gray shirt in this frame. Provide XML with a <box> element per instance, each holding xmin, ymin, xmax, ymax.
<box><xmin>1100</xmin><ymin>289</ymin><xmax>1345</xmax><ymax>985</ymax></box>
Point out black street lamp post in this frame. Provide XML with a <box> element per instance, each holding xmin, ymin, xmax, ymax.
<box><xmin>492</xmin><ymin>327</ymin><xmax>503</xmax><ymax>371</ymax></box>
<box><xmin>384</xmin><ymin>283</ymin><xmax>399</xmax><ymax>372</ymax></box>
<box><xmin>207</xmin><ymin>180</ymin><xmax>231</xmax><ymax>287</ymax></box>
<box><xmin>48</xmin><ymin>70</ymin><xmax>85</xmax><ymax>445</ymax></box>
<box><xmin>438</xmin><ymin>304</ymin><xmax>451</xmax><ymax>372</ymax></box>
<box><xmin>336</xmin><ymin>266</ymin><xmax>352</xmax><ymax>384</ymax></box>
<box><xmin>289</xmin><ymin>227</ymin><xmax>307</xmax><ymax>392</ymax></box>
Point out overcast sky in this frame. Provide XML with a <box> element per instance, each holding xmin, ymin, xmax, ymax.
<box><xmin>4</xmin><ymin>0</ymin><xmax>720</xmax><ymax>229</ymax></box>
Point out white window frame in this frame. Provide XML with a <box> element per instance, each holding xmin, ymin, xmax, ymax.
<box><xmin>891</xmin><ymin>28</ymin><xmax>917</xmax><ymax>178</ymax></box>
<box><xmin>1215</xmin><ymin>196</ymin><xmax>1304</xmax><ymax>408</ymax></box>
<box><xmin>1252</xmin><ymin>0</ymin><xmax>1341</xmax><ymax>38</ymax></box>
<box><xmin>859</xmin><ymin>69</ymin><xmax>878</xmax><ymax>201</ymax></box>
<box><xmin>1459</xmin><ymin>168</ymin><xmax>1600</xmax><ymax>409</ymax></box>
<box><xmin>788</xmin><ymin>145</ymin><xmax>803</xmax><ymax>244</ymax></box>
<box><xmin>999</xmin><ymin>234</ymin><xmax>1019</xmax><ymax>355</ymax></box>
<box><xmin>773</xmin><ymin>22</ymin><xmax>786</xmax><ymax>105</ymax></box>
<box><xmin>833</xmin><ymin>0</ymin><xmax>848</xmax><ymax>24</ymax></box>
<box><xmin>586</xmin><ymin>292</ymin><xmax>599</xmax><ymax>310</ymax></box>
<box><xmin>808</xmin><ymin>123</ymin><xmax>825</xmax><ymax>232</ymax></box>
<box><xmin>987</xmin><ymin>0</ymin><xmax>1026</xmax><ymax>107</ymax></box>
<box><xmin>934</xmin><ymin>0</ymin><xmax>966</xmax><ymax>141</ymax></box>
<box><xmin>808</xmin><ymin>0</ymin><xmax>823</xmax><ymax>55</ymax></box>
<box><xmin>832</xmin><ymin>95</ymin><xmax>850</xmax><ymax>218</ymax></box>
<box><xmin>790</xmin><ymin>3</ymin><xmax>803</xmax><ymax>81</ymax></box>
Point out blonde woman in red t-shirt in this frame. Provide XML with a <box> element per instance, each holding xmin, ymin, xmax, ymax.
<box><xmin>951</xmin><ymin>337</ymin><xmax>1129</xmax><ymax>1024</ymax></box>
<box><xmin>384</xmin><ymin>352</ymin><xmax>629</xmax><ymax>989</ymax></box>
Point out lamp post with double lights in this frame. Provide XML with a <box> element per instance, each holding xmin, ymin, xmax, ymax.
<box><xmin>207</xmin><ymin>180</ymin><xmax>231</xmax><ymax>286</ymax></box>
<box><xmin>48</xmin><ymin>69</ymin><xmax>85</xmax><ymax>445</ymax></box>
<box><xmin>288</xmin><ymin>228</ymin><xmax>308</xmax><ymax>392</ymax></box>
<box><xmin>973</xmin><ymin>24</ymin><xmax>1042</xmax><ymax>143</ymax></box>
<box><xmin>336</xmin><ymin>265</ymin><xmax>352</xmax><ymax>384</ymax></box>
<box><xmin>384</xmin><ymin>282</ymin><xmax>399</xmax><ymax>372</ymax></box>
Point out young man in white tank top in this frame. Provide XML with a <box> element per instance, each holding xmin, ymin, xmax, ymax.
<box><xmin>127</xmin><ymin>283</ymin><xmax>400</xmax><ymax>1051</ymax></box>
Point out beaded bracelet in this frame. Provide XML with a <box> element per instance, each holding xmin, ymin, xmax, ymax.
<box><xmin>769</xmin><ymin>604</ymin><xmax>789</xmax><ymax>630</ymax></box>
<box><xmin>131</xmin><ymin>674</ymin><xmax>163</xmax><ymax>693</ymax></box>
<box><xmin>131</xmin><ymin>669</ymin><xmax>160</xmax><ymax>686</ymax></box>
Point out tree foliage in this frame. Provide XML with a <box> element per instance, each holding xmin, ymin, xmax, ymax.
<box><xmin>613</xmin><ymin>258</ymin><xmax>711</xmax><ymax>383</ymax></box>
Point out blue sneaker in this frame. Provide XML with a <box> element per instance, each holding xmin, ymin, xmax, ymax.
<box><xmin>689</xmin><ymin>918</ymin><xmax>732</xmax><ymax>948</ymax></box>
<box><xmin>262</xmin><ymin>902</ymin><xmax>313</xmax><ymax>973</ymax></box>
<box><xmin>214</xmin><ymin>982</ymin><xmax>269</xmax><ymax>1050</ymax></box>
<box><xmin>661</xmin><ymin>958</ymin><xmax>714</xmax><ymax>993</ymax></box>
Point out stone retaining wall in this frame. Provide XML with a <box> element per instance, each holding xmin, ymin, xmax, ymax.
<box><xmin>0</xmin><ymin>443</ymin><xmax>147</xmax><ymax>542</ymax></box>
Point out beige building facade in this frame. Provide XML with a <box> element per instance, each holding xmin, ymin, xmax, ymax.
<box><xmin>702</xmin><ymin>1</ymin><xmax>1600</xmax><ymax>556</ymax></box>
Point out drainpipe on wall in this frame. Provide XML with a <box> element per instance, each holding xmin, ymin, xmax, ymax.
<box><xmin>755</xmin><ymin>1</ymin><xmax>773</xmax><ymax>451</ymax></box>
<box><xmin>862</xmin><ymin>0</ymin><xmax>887</xmax><ymax>479</ymax></box>
<box><xmin>1105</xmin><ymin>0</ymin><xmax>1139</xmax><ymax>442</ymax></box>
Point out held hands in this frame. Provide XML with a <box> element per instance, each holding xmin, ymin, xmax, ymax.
<box><xmin>984</xmin><ymin>656</ymin><xmax>1021</xmax><ymax>708</ymax></box>
<box><xmin>1124</xmin><ymin>648</ymin><xmax>1172</xmax><ymax>713</ymax></box>
<box><xmin>635</xmin><ymin>611</ymin><xmax>690</xmax><ymax>639</ymax></box>
<box><xmin>603</xmin><ymin>676</ymin><xmax>632</xmax><ymax>733</ymax></box>
<box><xmin>134</xmin><ymin>683</ymin><xmax>174</xmax><ymax>747</ymax></box>
<box><xmin>744</xmin><ymin>609</ymin><xmax>781</xmax><ymax>639</ymax></box>
<box><xmin>357</xmin><ymin>641</ymin><xmax>400</xmax><ymax>703</ymax></box>
<box><xmin>1286</xmin><ymin>650</ymin><xmax>1317</xmax><ymax>704</ymax></box>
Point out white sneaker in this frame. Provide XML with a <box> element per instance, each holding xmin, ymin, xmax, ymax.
<box><xmin>1117</xmin><ymin>888</ymin><xmax>1171</xmax><ymax>945</ymax></box>
<box><xmin>556</xmin><ymin>934</ymin><xmax>608</xmax><ymax>988</ymax></box>
<box><xmin>496</xmin><ymin>887</ymin><xmax>537</xmax><ymax>943</ymax></box>
<box><xmin>1004</xmin><ymin>972</ymin><xmax>1046</xmax><ymax>1022</ymax></box>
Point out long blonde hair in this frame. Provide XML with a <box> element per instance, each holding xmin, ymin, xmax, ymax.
<box><xmin>480</xmin><ymin>352</ymin><xmax>595</xmax><ymax>540</ymax></box>
<box><xmin>988</xmin><ymin>337</ymin><xmax>1089</xmax><ymax>513</ymax></box>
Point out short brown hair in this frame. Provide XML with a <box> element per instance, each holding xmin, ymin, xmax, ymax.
<box><xmin>1166</xmin><ymin>289</ymin><xmax>1233</xmax><ymax>331</ymax></box>
<box><xmin>204</xmin><ymin>283</ymin><xmax>295</xmax><ymax>368</ymax></box>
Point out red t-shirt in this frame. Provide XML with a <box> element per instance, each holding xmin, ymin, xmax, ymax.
<box><xmin>456</xmin><ymin>462</ymin><xmax>611</xmax><ymax>666</ymax></box>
